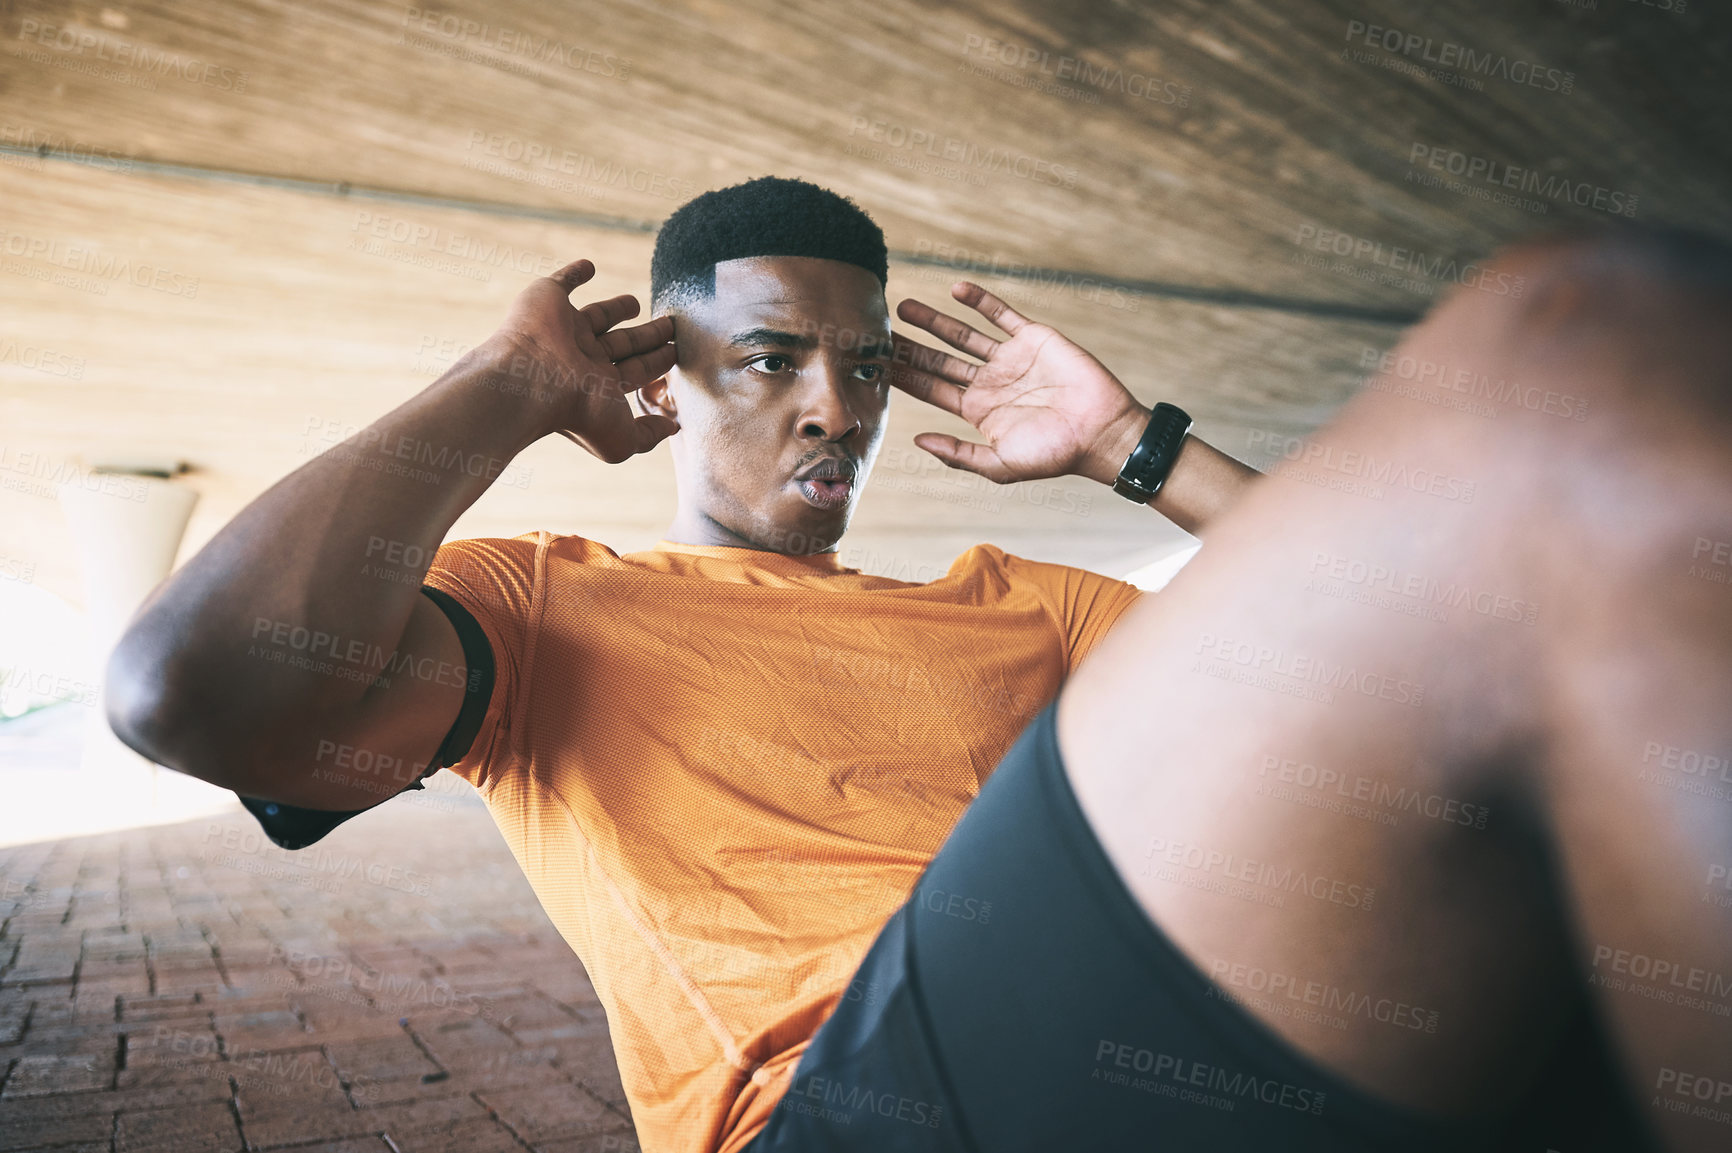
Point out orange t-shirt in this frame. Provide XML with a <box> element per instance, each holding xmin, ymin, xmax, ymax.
<box><xmin>423</xmin><ymin>532</ymin><xmax>1145</xmax><ymax>1153</ymax></box>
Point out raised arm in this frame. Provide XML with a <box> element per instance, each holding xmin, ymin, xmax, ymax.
<box><xmin>106</xmin><ymin>260</ymin><xmax>678</xmax><ymax>810</ymax></box>
<box><xmin>890</xmin><ymin>282</ymin><xmax>1260</xmax><ymax>535</ymax></box>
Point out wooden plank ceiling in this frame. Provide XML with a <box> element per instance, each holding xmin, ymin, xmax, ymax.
<box><xmin>2</xmin><ymin>0</ymin><xmax>1727</xmax><ymax>605</ymax></box>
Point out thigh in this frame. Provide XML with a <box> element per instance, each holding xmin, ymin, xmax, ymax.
<box><xmin>1055</xmin><ymin>234</ymin><xmax>1732</xmax><ymax>1136</ymax></box>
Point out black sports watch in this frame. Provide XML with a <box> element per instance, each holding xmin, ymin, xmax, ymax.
<box><xmin>1112</xmin><ymin>402</ymin><xmax>1194</xmax><ymax>503</ymax></box>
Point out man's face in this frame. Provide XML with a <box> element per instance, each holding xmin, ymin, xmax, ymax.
<box><xmin>642</xmin><ymin>255</ymin><xmax>892</xmax><ymax>554</ymax></box>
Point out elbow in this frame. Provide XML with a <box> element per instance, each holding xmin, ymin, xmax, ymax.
<box><xmin>104</xmin><ymin>651</ymin><xmax>250</xmax><ymax>792</ymax></box>
<box><xmin>104</xmin><ymin>624</ymin><xmax>304</xmax><ymax>795</ymax></box>
<box><xmin>104</xmin><ymin>624</ymin><xmax>234</xmax><ymax>784</ymax></box>
<box><xmin>104</xmin><ymin>632</ymin><xmax>183</xmax><ymax>768</ymax></box>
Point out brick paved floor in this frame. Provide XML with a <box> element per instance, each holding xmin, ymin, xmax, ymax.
<box><xmin>0</xmin><ymin>778</ymin><xmax>639</xmax><ymax>1152</ymax></box>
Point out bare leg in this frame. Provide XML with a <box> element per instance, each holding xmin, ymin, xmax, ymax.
<box><xmin>1059</xmin><ymin>230</ymin><xmax>1732</xmax><ymax>1149</ymax></box>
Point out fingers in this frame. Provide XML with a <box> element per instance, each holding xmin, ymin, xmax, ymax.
<box><xmin>633</xmin><ymin>413</ymin><xmax>681</xmax><ymax>454</ymax></box>
<box><xmin>614</xmin><ymin>342</ymin><xmax>678</xmax><ymax>389</ymax></box>
<box><xmin>578</xmin><ymin>293</ymin><xmax>642</xmax><ymax>334</ymax></box>
<box><xmin>598</xmin><ymin>314</ymin><xmax>674</xmax><ymax>361</ymax></box>
<box><xmin>887</xmin><ymin>335</ymin><xmax>967</xmax><ymax>415</ymax></box>
<box><xmin>549</xmin><ymin>260</ymin><xmax>596</xmax><ymax>294</ymax></box>
<box><xmin>893</xmin><ymin>332</ymin><xmax>977</xmax><ymax>385</ymax></box>
<box><xmin>952</xmin><ymin>281</ymin><xmax>1030</xmax><ymax>336</ymax></box>
<box><xmin>545</xmin><ymin>265</ymin><xmax>648</xmax><ymax>338</ymax></box>
<box><xmin>895</xmin><ymin>297</ymin><xmax>999</xmax><ymax>361</ymax></box>
<box><xmin>888</xmin><ymin>364</ymin><xmax>967</xmax><ymax>416</ymax></box>
<box><xmin>913</xmin><ymin>433</ymin><xmax>1014</xmax><ymax>484</ymax></box>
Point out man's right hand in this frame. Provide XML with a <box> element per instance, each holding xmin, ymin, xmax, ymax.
<box><xmin>106</xmin><ymin>257</ymin><xmax>679</xmax><ymax>812</ymax></box>
<box><xmin>483</xmin><ymin>258</ymin><xmax>680</xmax><ymax>463</ymax></box>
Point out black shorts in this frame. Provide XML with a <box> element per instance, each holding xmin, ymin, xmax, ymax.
<box><xmin>743</xmin><ymin>700</ymin><xmax>1655</xmax><ymax>1153</ymax></box>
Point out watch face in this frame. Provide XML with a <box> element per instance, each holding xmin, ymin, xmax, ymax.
<box><xmin>1116</xmin><ymin>407</ymin><xmax>1192</xmax><ymax>503</ymax></box>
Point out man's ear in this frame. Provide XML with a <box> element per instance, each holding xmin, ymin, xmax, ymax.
<box><xmin>635</xmin><ymin>374</ymin><xmax>675</xmax><ymax>419</ymax></box>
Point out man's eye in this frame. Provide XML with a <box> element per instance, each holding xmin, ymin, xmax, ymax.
<box><xmin>754</xmin><ymin>355</ymin><xmax>793</xmax><ymax>374</ymax></box>
<box><xmin>854</xmin><ymin>363</ymin><xmax>885</xmax><ymax>383</ymax></box>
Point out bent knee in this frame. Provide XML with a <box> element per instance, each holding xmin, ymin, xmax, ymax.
<box><xmin>1510</xmin><ymin>225</ymin><xmax>1729</xmax><ymax>318</ymax></box>
<box><xmin>1427</xmin><ymin>227</ymin><xmax>1732</xmax><ymax>428</ymax></box>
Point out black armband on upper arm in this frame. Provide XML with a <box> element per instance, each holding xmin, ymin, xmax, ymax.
<box><xmin>233</xmin><ymin>586</ymin><xmax>497</xmax><ymax>851</ymax></box>
<box><xmin>420</xmin><ymin>585</ymin><xmax>494</xmax><ymax>769</ymax></box>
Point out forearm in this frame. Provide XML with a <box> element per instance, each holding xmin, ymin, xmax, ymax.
<box><xmin>1082</xmin><ymin>404</ymin><xmax>1261</xmax><ymax>535</ymax></box>
<box><xmin>1141</xmin><ymin>435</ymin><xmax>1261</xmax><ymax>535</ymax></box>
<box><xmin>108</xmin><ymin>338</ymin><xmax>549</xmax><ymax>770</ymax></box>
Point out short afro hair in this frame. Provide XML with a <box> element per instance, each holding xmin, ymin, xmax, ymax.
<box><xmin>650</xmin><ymin>176</ymin><xmax>888</xmax><ymax>312</ymax></box>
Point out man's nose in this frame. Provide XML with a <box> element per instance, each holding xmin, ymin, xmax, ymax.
<box><xmin>796</xmin><ymin>365</ymin><xmax>864</xmax><ymax>442</ymax></box>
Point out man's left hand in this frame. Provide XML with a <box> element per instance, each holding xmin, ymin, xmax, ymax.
<box><xmin>891</xmin><ymin>281</ymin><xmax>1149</xmax><ymax>487</ymax></box>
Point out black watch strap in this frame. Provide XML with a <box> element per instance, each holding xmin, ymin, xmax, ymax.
<box><xmin>1112</xmin><ymin>402</ymin><xmax>1194</xmax><ymax>503</ymax></box>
